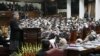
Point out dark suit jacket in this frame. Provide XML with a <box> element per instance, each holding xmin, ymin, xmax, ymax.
<box><xmin>10</xmin><ymin>19</ymin><xmax>20</xmax><ymax>40</ymax></box>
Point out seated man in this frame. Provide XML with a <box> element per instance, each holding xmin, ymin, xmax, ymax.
<box><xmin>48</xmin><ymin>33</ymin><xmax>57</xmax><ymax>48</ymax></box>
<box><xmin>75</xmin><ymin>38</ymin><xmax>83</xmax><ymax>44</ymax></box>
<box><xmin>84</xmin><ymin>30</ymin><xmax>97</xmax><ymax>42</ymax></box>
<box><xmin>83</xmin><ymin>31</ymin><xmax>100</xmax><ymax>56</ymax></box>
<box><xmin>96</xmin><ymin>34</ymin><xmax>100</xmax><ymax>41</ymax></box>
<box><xmin>75</xmin><ymin>32</ymin><xmax>83</xmax><ymax>44</ymax></box>
<box><xmin>37</xmin><ymin>39</ymin><xmax>50</xmax><ymax>56</ymax></box>
<box><xmin>58</xmin><ymin>36</ymin><xmax>67</xmax><ymax>49</ymax></box>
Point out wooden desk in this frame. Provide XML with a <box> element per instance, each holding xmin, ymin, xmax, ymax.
<box><xmin>65</xmin><ymin>48</ymin><xmax>94</xmax><ymax>56</ymax></box>
<box><xmin>23</xmin><ymin>28</ymin><xmax>41</xmax><ymax>44</ymax></box>
<box><xmin>64</xmin><ymin>46</ymin><xmax>100</xmax><ymax>56</ymax></box>
<box><xmin>94</xmin><ymin>47</ymin><xmax>100</xmax><ymax>54</ymax></box>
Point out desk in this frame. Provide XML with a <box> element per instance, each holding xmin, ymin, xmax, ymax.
<box><xmin>23</xmin><ymin>28</ymin><xmax>41</xmax><ymax>44</ymax></box>
<box><xmin>64</xmin><ymin>44</ymin><xmax>100</xmax><ymax>56</ymax></box>
<box><xmin>65</xmin><ymin>48</ymin><xmax>94</xmax><ymax>56</ymax></box>
<box><xmin>94</xmin><ymin>47</ymin><xmax>100</xmax><ymax>54</ymax></box>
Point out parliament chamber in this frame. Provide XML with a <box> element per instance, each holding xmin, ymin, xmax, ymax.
<box><xmin>0</xmin><ymin>0</ymin><xmax>100</xmax><ymax>56</ymax></box>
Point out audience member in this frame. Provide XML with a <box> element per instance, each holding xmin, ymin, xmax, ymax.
<box><xmin>37</xmin><ymin>39</ymin><xmax>50</xmax><ymax>56</ymax></box>
<box><xmin>58</xmin><ymin>36</ymin><xmax>67</xmax><ymax>49</ymax></box>
<box><xmin>84</xmin><ymin>30</ymin><xmax>97</xmax><ymax>42</ymax></box>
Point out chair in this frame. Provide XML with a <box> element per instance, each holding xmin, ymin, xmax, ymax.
<box><xmin>45</xmin><ymin>48</ymin><xmax>64</xmax><ymax>56</ymax></box>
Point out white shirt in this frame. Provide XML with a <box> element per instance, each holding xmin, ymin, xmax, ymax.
<box><xmin>49</xmin><ymin>38</ymin><xmax>56</xmax><ymax>48</ymax></box>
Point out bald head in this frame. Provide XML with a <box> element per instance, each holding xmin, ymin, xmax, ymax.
<box><xmin>13</xmin><ymin>11</ymin><xmax>20</xmax><ymax>20</ymax></box>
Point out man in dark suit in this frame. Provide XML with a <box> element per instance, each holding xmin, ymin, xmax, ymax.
<box><xmin>9</xmin><ymin>12</ymin><xmax>21</xmax><ymax>52</ymax></box>
<box><xmin>10</xmin><ymin>12</ymin><xmax>20</xmax><ymax>40</ymax></box>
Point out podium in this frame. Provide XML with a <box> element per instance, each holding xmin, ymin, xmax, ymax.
<box><xmin>23</xmin><ymin>28</ymin><xmax>41</xmax><ymax>44</ymax></box>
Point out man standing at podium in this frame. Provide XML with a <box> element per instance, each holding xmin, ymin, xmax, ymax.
<box><xmin>9</xmin><ymin>11</ymin><xmax>21</xmax><ymax>53</ymax></box>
